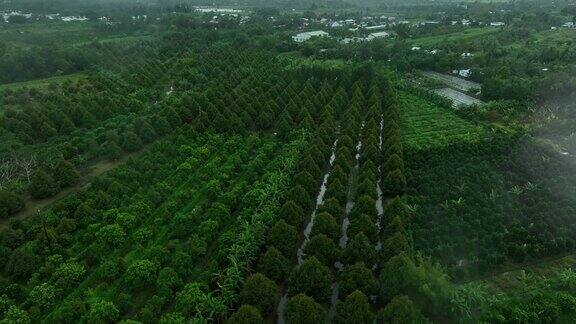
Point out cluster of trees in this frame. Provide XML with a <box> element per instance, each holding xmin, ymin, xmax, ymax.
<box><xmin>3</xmin><ymin>42</ymin><xmax>389</xmax><ymax>322</ymax></box>
<box><xmin>328</xmin><ymin>79</ymin><xmax>387</xmax><ymax>323</ymax></box>
<box><xmin>8</xmin><ymin>13</ymin><xmax>575</xmax><ymax>322</ymax></box>
<box><xmin>229</xmin><ymin>69</ymin><xmax>418</xmax><ymax>322</ymax></box>
<box><xmin>0</xmin><ymin>75</ymin><xmax>165</xmax><ymax>218</ymax></box>
<box><xmin>0</xmin><ymin>31</ymin><xmax>164</xmax><ymax>85</ymax></box>
<box><xmin>480</xmin><ymin>267</ymin><xmax>576</xmax><ymax>322</ymax></box>
<box><xmin>0</xmin><ymin>38</ymin><xmax>194</xmax><ymax>219</ymax></box>
<box><xmin>0</xmin><ymin>46</ymin><xmax>89</xmax><ymax>84</ymax></box>
<box><xmin>438</xmin><ymin>265</ymin><xmax>576</xmax><ymax>322</ymax></box>
<box><xmin>230</xmin><ymin>77</ymin><xmax>343</xmax><ymax>322</ymax></box>
<box><xmin>1</xmin><ymin>45</ymin><xmax>320</xmax><ymax>220</ymax></box>
<box><xmin>228</xmin><ymin>72</ymin><xmax>371</xmax><ymax>320</ymax></box>
<box><xmin>0</xmin><ymin>127</ymin><xmax>306</xmax><ymax>322</ymax></box>
<box><xmin>404</xmin><ymin>130</ymin><xmax>576</xmax><ymax>280</ymax></box>
<box><xmin>295</xmin><ymin>3</ymin><xmax>574</xmax><ymax>103</ymax></box>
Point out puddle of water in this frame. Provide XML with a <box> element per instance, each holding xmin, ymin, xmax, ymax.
<box><xmin>328</xmin><ymin>283</ymin><xmax>340</xmax><ymax>322</ymax></box>
<box><xmin>339</xmin><ymin>217</ymin><xmax>351</xmax><ymax>248</ymax></box>
<box><xmin>375</xmin><ymin>116</ymin><xmax>385</xmax><ymax>256</ymax></box>
<box><xmin>329</xmin><ymin>128</ymin><xmax>364</xmax><ymax>321</ymax></box>
<box><xmin>277</xmin><ymin>294</ymin><xmax>287</xmax><ymax>324</ymax></box>
<box><xmin>280</xmin><ymin>139</ymin><xmax>339</xmax><ymax>324</ymax></box>
<box><xmin>297</xmin><ymin>139</ymin><xmax>339</xmax><ymax>265</ymax></box>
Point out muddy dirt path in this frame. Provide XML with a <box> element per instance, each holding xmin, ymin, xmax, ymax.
<box><xmin>0</xmin><ymin>153</ymin><xmax>138</xmax><ymax>230</ymax></box>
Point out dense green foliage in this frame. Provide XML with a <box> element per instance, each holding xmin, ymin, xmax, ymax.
<box><xmin>1</xmin><ymin>1</ymin><xmax>576</xmax><ymax>322</ymax></box>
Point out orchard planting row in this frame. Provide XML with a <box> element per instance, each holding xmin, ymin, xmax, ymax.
<box><xmin>227</xmin><ymin>72</ymin><xmax>451</xmax><ymax>323</ymax></box>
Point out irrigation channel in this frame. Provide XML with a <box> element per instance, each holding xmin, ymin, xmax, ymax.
<box><xmin>277</xmin><ymin>137</ymin><xmax>339</xmax><ymax>324</ymax></box>
<box><xmin>328</xmin><ymin>121</ymin><xmax>365</xmax><ymax>322</ymax></box>
<box><xmin>375</xmin><ymin>117</ymin><xmax>385</xmax><ymax>253</ymax></box>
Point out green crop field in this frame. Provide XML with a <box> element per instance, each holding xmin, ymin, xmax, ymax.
<box><xmin>410</xmin><ymin>27</ymin><xmax>499</xmax><ymax>47</ymax></box>
<box><xmin>399</xmin><ymin>91</ymin><xmax>489</xmax><ymax>149</ymax></box>
<box><xmin>0</xmin><ymin>22</ymin><xmax>97</xmax><ymax>48</ymax></box>
<box><xmin>0</xmin><ymin>73</ymin><xmax>86</xmax><ymax>91</ymax></box>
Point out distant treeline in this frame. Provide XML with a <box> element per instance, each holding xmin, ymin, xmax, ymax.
<box><xmin>0</xmin><ymin>0</ymin><xmax>157</xmax><ymax>15</ymax></box>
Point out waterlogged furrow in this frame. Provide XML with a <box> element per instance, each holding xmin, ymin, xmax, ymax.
<box><xmin>297</xmin><ymin>138</ymin><xmax>339</xmax><ymax>265</ymax></box>
<box><xmin>278</xmin><ymin>138</ymin><xmax>339</xmax><ymax>324</ymax></box>
<box><xmin>376</xmin><ymin>116</ymin><xmax>385</xmax><ymax>252</ymax></box>
<box><xmin>328</xmin><ymin>122</ymin><xmax>364</xmax><ymax>322</ymax></box>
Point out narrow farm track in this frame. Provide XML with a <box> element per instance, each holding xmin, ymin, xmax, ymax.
<box><xmin>0</xmin><ymin>150</ymin><xmax>142</xmax><ymax>230</ymax></box>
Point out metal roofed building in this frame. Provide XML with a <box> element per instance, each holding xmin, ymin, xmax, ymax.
<box><xmin>367</xmin><ymin>31</ymin><xmax>390</xmax><ymax>40</ymax></box>
<box><xmin>292</xmin><ymin>31</ymin><xmax>329</xmax><ymax>43</ymax></box>
<box><xmin>365</xmin><ymin>24</ymin><xmax>387</xmax><ymax>30</ymax></box>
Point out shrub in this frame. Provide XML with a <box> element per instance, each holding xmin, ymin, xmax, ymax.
<box><xmin>278</xmin><ymin>201</ymin><xmax>307</xmax><ymax>228</ymax></box>
<box><xmin>285</xmin><ymin>294</ymin><xmax>327</xmax><ymax>324</ymax></box>
<box><xmin>121</xmin><ymin>131</ymin><xmax>143</xmax><ymax>153</ymax></box>
<box><xmin>382</xmin><ymin>232</ymin><xmax>412</xmax><ymax>262</ymax></box>
<box><xmin>157</xmin><ymin>267</ymin><xmax>183</xmax><ymax>291</ymax></box>
<box><xmin>318</xmin><ymin>197</ymin><xmax>343</xmax><ymax>218</ymax></box>
<box><xmin>96</xmin><ymin>224</ymin><xmax>126</xmax><ymax>248</ymax></box>
<box><xmin>288</xmin><ymin>257</ymin><xmax>332</xmax><ymax>303</ymax></box>
<box><xmin>382</xmin><ymin>170</ymin><xmax>406</xmax><ymax>195</ymax></box>
<box><xmin>304</xmin><ymin>234</ymin><xmax>340</xmax><ymax>266</ymax></box>
<box><xmin>87</xmin><ymin>300</ymin><xmax>119</xmax><ymax>323</ymax></box>
<box><xmin>0</xmin><ymin>191</ymin><xmax>24</xmax><ymax>219</ymax></box>
<box><xmin>53</xmin><ymin>160</ymin><xmax>79</xmax><ymax>188</ymax></box>
<box><xmin>124</xmin><ymin>259</ymin><xmax>159</xmax><ymax>289</ymax></box>
<box><xmin>226</xmin><ymin>305</ymin><xmax>264</xmax><ymax>324</ymax></box>
<box><xmin>334</xmin><ymin>291</ymin><xmax>374</xmax><ymax>324</ymax></box>
<box><xmin>286</xmin><ymin>185</ymin><xmax>313</xmax><ymax>211</ymax></box>
<box><xmin>311</xmin><ymin>212</ymin><xmax>340</xmax><ymax>242</ymax></box>
<box><xmin>2</xmin><ymin>306</ymin><xmax>30</xmax><ymax>323</ymax></box>
<box><xmin>379</xmin><ymin>253</ymin><xmax>420</xmax><ymax>301</ymax></box>
<box><xmin>29</xmin><ymin>170</ymin><xmax>59</xmax><ymax>199</ymax></box>
<box><xmin>159</xmin><ymin>312</ymin><xmax>186</xmax><ymax>324</ymax></box>
<box><xmin>348</xmin><ymin>213</ymin><xmax>378</xmax><ymax>243</ymax></box>
<box><xmin>267</xmin><ymin>220</ymin><xmax>298</xmax><ymax>257</ymax></box>
<box><xmin>294</xmin><ymin>171</ymin><xmax>318</xmax><ymax>197</ymax></box>
<box><xmin>258</xmin><ymin>247</ymin><xmax>290</xmax><ymax>282</ymax></box>
<box><xmin>343</xmin><ymin>233</ymin><xmax>376</xmax><ymax>266</ymax></box>
<box><xmin>239</xmin><ymin>273</ymin><xmax>280</xmax><ymax>316</ymax></box>
<box><xmin>378</xmin><ymin>295</ymin><xmax>420</xmax><ymax>323</ymax></box>
<box><xmin>383</xmin><ymin>154</ymin><xmax>404</xmax><ymax>174</ymax></box>
<box><xmin>54</xmin><ymin>260</ymin><xmax>86</xmax><ymax>290</ymax></box>
<box><xmin>338</xmin><ymin>262</ymin><xmax>377</xmax><ymax>297</ymax></box>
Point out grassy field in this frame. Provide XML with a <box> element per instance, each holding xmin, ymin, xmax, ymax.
<box><xmin>0</xmin><ymin>73</ymin><xmax>87</xmax><ymax>91</ymax></box>
<box><xmin>279</xmin><ymin>53</ymin><xmax>348</xmax><ymax>70</ymax></box>
<box><xmin>475</xmin><ymin>252</ymin><xmax>576</xmax><ymax>310</ymax></box>
<box><xmin>0</xmin><ymin>21</ymin><xmax>97</xmax><ymax>48</ymax></box>
<box><xmin>73</xmin><ymin>33</ymin><xmax>155</xmax><ymax>46</ymax></box>
<box><xmin>0</xmin><ymin>21</ymin><xmax>155</xmax><ymax>49</ymax></box>
<box><xmin>502</xmin><ymin>29</ymin><xmax>576</xmax><ymax>53</ymax></box>
<box><xmin>482</xmin><ymin>254</ymin><xmax>576</xmax><ymax>291</ymax></box>
<box><xmin>410</xmin><ymin>27</ymin><xmax>499</xmax><ymax>47</ymax></box>
<box><xmin>533</xmin><ymin>28</ymin><xmax>576</xmax><ymax>45</ymax></box>
<box><xmin>399</xmin><ymin>91</ymin><xmax>489</xmax><ymax>149</ymax></box>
